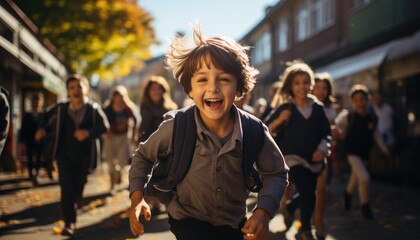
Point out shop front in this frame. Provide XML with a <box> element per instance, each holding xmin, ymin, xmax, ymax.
<box><xmin>315</xmin><ymin>31</ymin><xmax>420</xmax><ymax>185</ymax></box>
<box><xmin>380</xmin><ymin>30</ymin><xmax>420</xmax><ymax>186</ymax></box>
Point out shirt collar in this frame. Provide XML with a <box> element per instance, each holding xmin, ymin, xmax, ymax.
<box><xmin>69</xmin><ymin>96</ymin><xmax>89</xmax><ymax>110</ymax></box>
<box><xmin>290</xmin><ymin>95</ymin><xmax>316</xmax><ymax>110</ymax></box>
<box><xmin>194</xmin><ymin>105</ymin><xmax>243</xmax><ymax>145</ymax></box>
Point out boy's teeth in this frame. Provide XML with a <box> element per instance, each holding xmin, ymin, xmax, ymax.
<box><xmin>205</xmin><ymin>99</ymin><xmax>222</xmax><ymax>107</ymax></box>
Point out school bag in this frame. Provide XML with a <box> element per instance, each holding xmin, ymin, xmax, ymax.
<box><xmin>145</xmin><ymin>105</ymin><xmax>265</xmax><ymax>205</ymax></box>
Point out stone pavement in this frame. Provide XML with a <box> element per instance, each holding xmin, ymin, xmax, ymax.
<box><xmin>0</xmin><ymin>163</ymin><xmax>420</xmax><ymax>240</ymax></box>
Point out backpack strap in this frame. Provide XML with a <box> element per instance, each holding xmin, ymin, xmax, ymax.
<box><xmin>168</xmin><ymin>105</ymin><xmax>196</xmax><ymax>186</ymax></box>
<box><xmin>147</xmin><ymin>105</ymin><xmax>196</xmax><ymax>193</ymax></box>
<box><xmin>239</xmin><ymin>109</ymin><xmax>265</xmax><ymax>192</ymax></box>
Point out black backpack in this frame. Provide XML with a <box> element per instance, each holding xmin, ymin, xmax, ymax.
<box><xmin>145</xmin><ymin>105</ymin><xmax>265</xmax><ymax>205</ymax></box>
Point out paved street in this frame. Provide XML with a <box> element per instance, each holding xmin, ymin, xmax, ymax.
<box><xmin>1</xmin><ymin>163</ymin><xmax>419</xmax><ymax>240</ymax></box>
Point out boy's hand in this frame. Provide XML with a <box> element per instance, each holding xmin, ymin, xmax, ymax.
<box><xmin>34</xmin><ymin>129</ymin><xmax>46</xmax><ymax>141</ymax></box>
<box><xmin>241</xmin><ymin>208</ymin><xmax>270</xmax><ymax>240</ymax></box>
<box><xmin>129</xmin><ymin>199</ymin><xmax>151</xmax><ymax>236</ymax></box>
<box><xmin>276</xmin><ymin>109</ymin><xmax>292</xmax><ymax>126</ymax></box>
<box><xmin>382</xmin><ymin>147</ymin><xmax>391</xmax><ymax>158</ymax></box>
<box><xmin>269</xmin><ymin>109</ymin><xmax>292</xmax><ymax>134</ymax></box>
<box><xmin>312</xmin><ymin>149</ymin><xmax>325</xmax><ymax>162</ymax></box>
<box><xmin>74</xmin><ymin>129</ymin><xmax>89</xmax><ymax>141</ymax></box>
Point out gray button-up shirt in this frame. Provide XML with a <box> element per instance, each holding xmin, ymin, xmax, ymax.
<box><xmin>129</xmin><ymin>106</ymin><xmax>288</xmax><ymax>228</ymax></box>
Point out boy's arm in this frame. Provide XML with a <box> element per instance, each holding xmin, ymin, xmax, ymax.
<box><xmin>374</xmin><ymin>129</ymin><xmax>390</xmax><ymax>156</ymax></box>
<box><xmin>35</xmin><ymin>103</ymin><xmax>59</xmax><ymax>141</ymax></box>
<box><xmin>335</xmin><ymin>110</ymin><xmax>349</xmax><ymax>140</ymax></box>
<box><xmin>315</xmin><ymin>107</ymin><xmax>332</xmax><ymax>161</ymax></box>
<box><xmin>242</xmin><ymin>124</ymin><xmax>288</xmax><ymax>239</ymax></box>
<box><xmin>89</xmin><ymin>104</ymin><xmax>109</xmax><ymax>138</ymax></box>
<box><xmin>253</xmin><ymin>124</ymin><xmax>289</xmax><ymax>217</ymax></box>
<box><xmin>129</xmin><ymin>116</ymin><xmax>174</xmax><ymax>195</ymax></box>
<box><xmin>128</xmin><ymin>117</ymin><xmax>174</xmax><ymax>235</ymax></box>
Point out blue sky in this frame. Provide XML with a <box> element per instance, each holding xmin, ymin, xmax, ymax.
<box><xmin>138</xmin><ymin>0</ymin><xmax>280</xmax><ymax>57</ymax></box>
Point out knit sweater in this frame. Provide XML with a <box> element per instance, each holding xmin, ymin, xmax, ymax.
<box><xmin>266</xmin><ymin>101</ymin><xmax>331</xmax><ymax>163</ymax></box>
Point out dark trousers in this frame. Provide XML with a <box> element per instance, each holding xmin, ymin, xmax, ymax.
<box><xmin>168</xmin><ymin>215</ymin><xmax>246</xmax><ymax>240</ymax></box>
<box><xmin>287</xmin><ymin>165</ymin><xmax>318</xmax><ymax>231</ymax></box>
<box><xmin>57</xmin><ymin>155</ymin><xmax>89</xmax><ymax>225</ymax></box>
<box><xmin>26</xmin><ymin>143</ymin><xmax>43</xmax><ymax>178</ymax></box>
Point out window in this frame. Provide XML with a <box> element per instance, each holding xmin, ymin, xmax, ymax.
<box><xmin>38</xmin><ymin>57</ymin><xmax>47</xmax><ymax>69</ymax></box>
<box><xmin>296</xmin><ymin>2</ymin><xmax>309</xmax><ymax>42</ymax></box>
<box><xmin>323</xmin><ymin>0</ymin><xmax>334</xmax><ymax>27</ymax></box>
<box><xmin>296</xmin><ymin>0</ymin><xmax>335</xmax><ymax>42</ymax></box>
<box><xmin>311</xmin><ymin>0</ymin><xmax>322</xmax><ymax>33</ymax></box>
<box><xmin>252</xmin><ymin>32</ymin><xmax>271</xmax><ymax>65</ymax></box>
<box><xmin>20</xmin><ymin>41</ymin><xmax>34</xmax><ymax>59</ymax></box>
<box><xmin>278</xmin><ymin>15</ymin><xmax>289</xmax><ymax>52</ymax></box>
<box><xmin>0</xmin><ymin>19</ymin><xmax>14</xmax><ymax>43</ymax></box>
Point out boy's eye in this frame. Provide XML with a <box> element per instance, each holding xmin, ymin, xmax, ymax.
<box><xmin>220</xmin><ymin>75</ymin><xmax>234</xmax><ymax>82</ymax></box>
<box><xmin>197</xmin><ymin>78</ymin><xmax>207</xmax><ymax>83</ymax></box>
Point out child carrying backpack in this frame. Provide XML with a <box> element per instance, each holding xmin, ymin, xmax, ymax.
<box><xmin>128</xmin><ymin>25</ymin><xmax>289</xmax><ymax>240</ymax></box>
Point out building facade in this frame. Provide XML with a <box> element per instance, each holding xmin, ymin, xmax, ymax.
<box><xmin>0</xmin><ymin>0</ymin><xmax>69</xmax><ymax>171</ymax></box>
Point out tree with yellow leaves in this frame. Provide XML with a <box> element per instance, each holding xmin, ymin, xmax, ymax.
<box><xmin>15</xmin><ymin>0</ymin><xmax>157</xmax><ymax>82</ymax></box>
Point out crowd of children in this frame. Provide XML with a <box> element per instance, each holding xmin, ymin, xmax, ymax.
<box><xmin>12</xmin><ymin>25</ymin><xmax>392</xmax><ymax>240</ymax></box>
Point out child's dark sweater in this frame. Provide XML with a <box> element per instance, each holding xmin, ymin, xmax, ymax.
<box><xmin>266</xmin><ymin>101</ymin><xmax>330</xmax><ymax>163</ymax></box>
<box><xmin>345</xmin><ymin>112</ymin><xmax>377</xmax><ymax>160</ymax></box>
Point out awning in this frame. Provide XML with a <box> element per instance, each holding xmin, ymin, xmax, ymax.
<box><xmin>382</xmin><ymin>30</ymin><xmax>420</xmax><ymax>81</ymax></box>
<box><xmin>385</xmin><ymin>30</ymin><xmax>420</xmax><ymax>62</ymax></box>
<box><xmin>316</xmin><ymin>40</ymin><xmax>399</xmax><ymax>80</ymax></box>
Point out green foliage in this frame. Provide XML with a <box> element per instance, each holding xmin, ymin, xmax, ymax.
<box><xmin>15</xmin><ymin>0</ymin><xmax>157</xmax><ymax>81</ymax></box>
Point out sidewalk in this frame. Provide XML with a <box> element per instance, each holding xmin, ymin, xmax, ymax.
<box><xmin>0</xmin><ymin>164</ymin><xmax>137</xmax><ymax>240</ymax></box>
<box><xmin>1</xmin><ymin>164</ymin><xmax>420</xmax><ymax>240</ymax></box>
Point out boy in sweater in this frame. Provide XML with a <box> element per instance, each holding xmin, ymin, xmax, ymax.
<box><xmin>36</xmin><ymin>74</ymin><xmax>109</xmax><ymax>236</ymax></box>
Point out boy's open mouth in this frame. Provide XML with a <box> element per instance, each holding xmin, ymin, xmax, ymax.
<box><xmin>205</xmin><ymin>98</ymin><xmax>223</xmax><ymax>108</ymax></box>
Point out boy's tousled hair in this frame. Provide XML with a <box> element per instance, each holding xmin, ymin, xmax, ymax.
<box><xmin>165</xmin><ymin>25</ymin><xmax>259</xmax><ymax>99</ymax></box>
<box><xmin>349</xmin><ymin>84</ymin><xmax>370</xmax><ymax>99</ymax></box>
<box><xmin>66</xmin><ymin>74</ymin><xmax>89</xmax><ymax>88</ymax></box>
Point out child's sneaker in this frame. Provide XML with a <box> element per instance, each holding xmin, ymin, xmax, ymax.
<box><xmin>61</xmin><ymin>223</ymin><xmax>76</xmax><ymax>237</ymax></box>
<box><xmin>361</xmin><ymin>203</ymin><xmax>374</xmax><ymax>219</ymax></box>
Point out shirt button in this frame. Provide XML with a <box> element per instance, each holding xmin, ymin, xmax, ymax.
<box><xmin>216</xmin><ymin>187</ymin><xmax>222</xmax><ymax>192</ymax></box>
<box><xmin>216</xmin><ymin>167</ymin><xmax>222</xmax><ymax>172</ymax></box>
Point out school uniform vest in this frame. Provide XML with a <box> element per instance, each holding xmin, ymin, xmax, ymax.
<box><xmin>275</xmin><ymin>103</ymin><xmax>327</xmax><ymax>162</ymax></box>
<box><xmin>345</xmin><ymin>112</ymin><xmax>377</xmax><ymax>160</ymax></box>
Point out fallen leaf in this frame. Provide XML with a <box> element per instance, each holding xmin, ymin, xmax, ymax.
<box><xmin>53</xmin><ymin>226</ymin><xmax>62</xmax><ymax>235</ymax></box>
